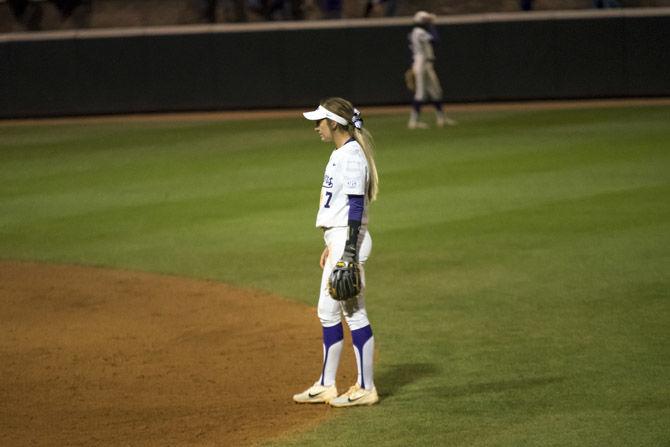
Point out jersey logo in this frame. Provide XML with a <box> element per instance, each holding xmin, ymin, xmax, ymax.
<box><xmin>323</xmin><ymin>174</ymin><xmax>333</xmax><ymax>188</ymax></box>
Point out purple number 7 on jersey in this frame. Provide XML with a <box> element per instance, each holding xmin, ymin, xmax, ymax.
<box><xmin>324</xmin><ymin>191</ymin><xmax>333</xmax><ymax>208</ymax></box>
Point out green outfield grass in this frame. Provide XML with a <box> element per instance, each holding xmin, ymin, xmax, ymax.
<box><xmin>1</xmin><ymin>104</ymin><xmax>669</xmax><ymax>446</ymax></box>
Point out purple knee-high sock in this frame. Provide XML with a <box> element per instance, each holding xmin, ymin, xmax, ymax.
<box><xmin>351</xmin><ymin>325</ymin><xmax>375</xmax><ymax>390</ymax></box>
<box><xmin>320</xmin><ymin>323</ymin><xmax>344</xmax><ymax>386</ymax></box>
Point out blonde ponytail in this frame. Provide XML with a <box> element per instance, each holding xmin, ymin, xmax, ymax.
<box><xmin>353</xmin><ymin>127</ymin><xmax>379</xmax><ymax>202</ymax></box>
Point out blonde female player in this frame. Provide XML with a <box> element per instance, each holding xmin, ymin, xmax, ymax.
<box><xmin>293</xmin><ymin>97</ymin><xmax>380</xmax><ymax>407</ymax></box>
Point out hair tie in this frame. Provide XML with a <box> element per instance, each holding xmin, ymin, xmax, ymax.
<box><xmin>352</xmin><ymin>108</ymin><xmax>364</xmax><ymax>129</ymax></box>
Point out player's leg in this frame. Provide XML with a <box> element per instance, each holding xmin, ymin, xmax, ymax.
<box><xmin>293</xmin><ymin>228</ymin><xmax>346</xmax><ymax>404</ymax></box>
<box><xmin>426</xmin><ymin>64</ymin><xmax>456</xmax><ymax>127</ymax></box>
<box><xmin>409</xmin><ymin>62</ymin><xmax>428</xmax><ymax>129</ymax></box>
<box><xmin>330</xmin><ymin>230</ymin><xmax>379</xmax><ymax>407</ymax></box>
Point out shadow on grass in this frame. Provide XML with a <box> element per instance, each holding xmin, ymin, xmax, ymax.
<box><xmin>430</xmin><ymin>376</ymin><xmax>565</xmax><ymax>399</ymax></box>
<box><xmin>377</xmin><ymin>362</ymin><xmax>441</xmax><ymax>399</ymax></box>
<box><xmin>377</xmin><ymin>364</ymin><xmax>564</xmax><ymax>403</ymax></box>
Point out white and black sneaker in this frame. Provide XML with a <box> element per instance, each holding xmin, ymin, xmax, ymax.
<box><xmin>329</xmin><ymin>384</ymin><xmax>379</xmax><ymax>407</ymax></box>
<box><xmin>293</xmin><ymin>381</ymin><xmax>338</xmax><ymax>404</ymax></box>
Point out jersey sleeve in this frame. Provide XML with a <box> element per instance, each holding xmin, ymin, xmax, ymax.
<box><xmin>341</xmin><ymin>153</ymin><xmax>367</xmax><ymax>196</ymax></box>
<box><xmin>348</xmin><ymin>195</ymin><xmax>365</xmax><ymax>222</ymax></box>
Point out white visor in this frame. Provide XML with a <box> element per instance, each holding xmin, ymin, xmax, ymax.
<box><xmin>303</xmin><ymin>105</ymin><xmax>348</xmax><ymax>126</ymax></box>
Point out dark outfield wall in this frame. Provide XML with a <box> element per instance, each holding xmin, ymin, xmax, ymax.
<box><xmin>1</xmin><ymin>9</ymin><xmax>669</xmax><ymax>118</ymax></box>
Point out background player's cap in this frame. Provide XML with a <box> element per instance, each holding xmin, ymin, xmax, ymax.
<box><xmin>303</xmin><ymin>105</ymin><xmax>348</xmax><ymax>126</ymax></box>
<box><xmin>413</xmin><ymin>10</ymin><xmax>436</xmax><ymax>24</ymax></box>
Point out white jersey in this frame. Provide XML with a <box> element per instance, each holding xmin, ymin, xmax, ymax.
<box><xmin>409</xmin><ymin>26</ymin><xmax>435</xmax><ymax>62</ymax></box>
<box><xmin>316</xmin><ymin>139</ymin><xmax>369</xmax><ymax>228</ymax></box>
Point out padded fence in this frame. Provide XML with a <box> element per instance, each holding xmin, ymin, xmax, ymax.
<box><xmin>1</xmin><ymin>8</ymin><xmax>669</xmax><ymax>118</ymax></box>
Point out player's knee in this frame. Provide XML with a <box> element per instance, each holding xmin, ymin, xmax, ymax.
<box><xmin>345</xmin><ymin>312</ymin><xmax>370</xmax><ymax>331</ymax></box>
<box><xmin>317</xmin><ymin>306</ymin><xmax>341</xmax><ymax>327</ymax></box>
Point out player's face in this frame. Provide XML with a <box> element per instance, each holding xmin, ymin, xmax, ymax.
<box><xmin>314</xmin><ymin>119</ymin><xmax>333</xmax><ymax>142</ymax></box>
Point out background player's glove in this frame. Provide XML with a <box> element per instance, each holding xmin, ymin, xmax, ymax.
<box><xmin>404</xmin><ymin>68</ymin><xmax>416</xmax><ymax>92</ymax></box>
<box><xmin>328</xmin><ymin>259</ymin><xmax>361</xmax><ymax>301</ymax></box>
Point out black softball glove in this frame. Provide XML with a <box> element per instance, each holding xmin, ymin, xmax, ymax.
<box><xmin>328</xmin><ymin>258</ymin><xmax>361</xmax><ymax>301</ymax></box>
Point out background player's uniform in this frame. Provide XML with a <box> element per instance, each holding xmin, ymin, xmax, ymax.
<box><xmin>407</xmin><ymin>15</ymin><xmax>455</xmax><ymax>129</ymax></box>
<box><xmin>409</xmin><ymin>26</ymin><xmax>443</xmax><ymax>105</ymax></box>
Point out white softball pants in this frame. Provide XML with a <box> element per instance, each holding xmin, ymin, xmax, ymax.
<box><xmin>413</xmin><ymin>59</ymin><xmax>443</xmax><ymax>102</ymax></box>
<box><xmin>318</xmin><ymin>226</ymin><xmax>372</xmax><ymax>331</ymax></box>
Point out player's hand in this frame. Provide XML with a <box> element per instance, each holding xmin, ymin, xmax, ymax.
<box><xmin>320</xmin><ymin>246</ymin><xmax>329</xmax><ymax>269</ymax></box>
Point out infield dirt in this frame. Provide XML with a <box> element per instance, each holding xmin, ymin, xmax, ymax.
<box><xmin>0</xmin><ymin>261</ymin><xmax>358</xmax><ymax>446</ymax></box>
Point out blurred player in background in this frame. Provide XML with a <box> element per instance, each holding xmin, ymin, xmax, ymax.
<box><xmin>408</xmin><ymin>10</ymin><xmax>457</xmax><ymax>129</ymax></box>
<box><xmin>293</xmin><ymin>97</ymin><xmax>380</xmax><ymax>407</ymax></box>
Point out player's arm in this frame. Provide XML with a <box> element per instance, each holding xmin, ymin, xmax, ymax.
<box><xmin>342</xmin><ymin>195</ymin><xmax>364</xmax><ymax>263</ymax></box>
<box><xmin>429</xmin><ymin>25</ymin><xmax>439</xmax><ymax>43</ymax></box>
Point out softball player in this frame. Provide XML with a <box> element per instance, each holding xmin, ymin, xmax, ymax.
<box><xmin>408</xmin><ymin>10</ymin><xmax>456</xmax><ymax>129</ymax></box>
<box><xmin>293</xmin><ymin>97</ymin><xmax>380</xmax><ymax>407</ymax></box>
